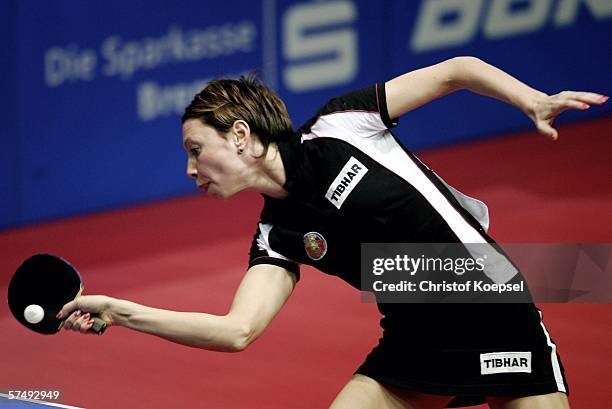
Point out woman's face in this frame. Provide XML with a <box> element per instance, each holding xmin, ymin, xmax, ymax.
<box><xmin>182</xmin><ymin>119</ymin><xmax>250</xmax><ymax>199</ymax></box>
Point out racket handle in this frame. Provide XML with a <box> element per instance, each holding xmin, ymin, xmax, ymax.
<box><xmin>90</xmin><ymin>316</ymin><xmax>107</xmax><ymax>335</ymax></box>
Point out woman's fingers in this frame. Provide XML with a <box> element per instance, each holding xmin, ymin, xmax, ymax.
<box><xmin>537</xmin><ymin>121</ymin><xmax>558</xmax><ymax>140</ymax></box>
<box><xmin>62</xmin><ymin>310</ymin><xmax>95</xmax><ymax>333</ymax></box>
<box><xmin>59</xmin><ymin>295</ymin><xmax>115</xmax><ymax>334</ymax></box>
<box><xmin>560</xmin><ymin>91</ymin><xmax>608</xmax><ymax>104</ymax></box>
<box><xmin>531</xmin><ymin>91</ymin><xmax>607</xmax><ymax>141</ymax></box>
<box><xmin>79</xmin><ymin>316</ymin><xmax>95</xmax><ymax>333</ymax></box>
<box><xmin>557</xmin><ymin>91</ymin><xmax>608</xmax><ymax>105</ymax></box>
<box><xmin>62</xmin><ymin>310</ymin><xmax>80</xmax><ymax>330</ymax></box>
<box><xmin>543</xmin><ymin>93</ymin><xmax>602</xmax><ymax>120</ymax></box>
<box><xmin>57</xmin><ymin>299</ymin><xmax>79</xmax><ymax>320</ymax></box>
<box><xmin>557</xmin><ymin>91</ymin><xmax>608</xmax><ymax>104</ymax></box>
<box><xmin>556</xmin><ymin>99</ymin><xmax>589</xmax><ymax>111</ymax></box>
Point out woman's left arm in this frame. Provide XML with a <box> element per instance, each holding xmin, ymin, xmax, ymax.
<box><xmin>385</xmin><ymin>56</ymin><xmax>608</xmax><ymax>140</ymax></box>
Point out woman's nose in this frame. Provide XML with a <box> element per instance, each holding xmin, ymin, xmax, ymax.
<box><xmin>186</xmin><ymin>161</ymin><xmax>197</xmax><ymax>180</ymax></box>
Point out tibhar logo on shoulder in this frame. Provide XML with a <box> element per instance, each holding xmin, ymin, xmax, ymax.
<box><xmin>480</xmin><ymin>352</ymin><xmax>532</xmax><ymax>375</ymax></box>
<box><xmin>325</xmin><ymin>157</ymin><xmax>368</xmax><ymax>209</ymax></box>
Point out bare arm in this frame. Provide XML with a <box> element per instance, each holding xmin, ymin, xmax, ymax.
<box><xmin>59</xmin><ymin>264</ymin><xmax>297</xmax><ymax>352</ymax></box>
<box><xmin>385</xmin><ymin>56</ymin><xmax>608</xmax><ymax>139</ymax></box>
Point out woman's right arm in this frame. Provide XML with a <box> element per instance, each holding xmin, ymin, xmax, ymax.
<box><xmin>58</xmin><ymin>264</ymin><xmax>297</xmax><ymax>352</ymax></box>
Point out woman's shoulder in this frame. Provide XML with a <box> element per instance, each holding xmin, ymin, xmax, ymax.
<box><xmin>297</xmin><ymin>84</ymin><xmax>383</xmax><ymax>132</ymax></box>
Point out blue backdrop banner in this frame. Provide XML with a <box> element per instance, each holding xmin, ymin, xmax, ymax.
<box><xmin>1</xmin><ymin>0</ymin><xmax>610</xmax><ymax>228</ymax></box>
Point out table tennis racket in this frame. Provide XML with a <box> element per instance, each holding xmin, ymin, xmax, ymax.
<box><xmin>7</xmin><ymin>253</ymin><xmax>107</xmax><ymax>335</ymax></box>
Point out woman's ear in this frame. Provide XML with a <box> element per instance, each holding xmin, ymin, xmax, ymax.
<box><xmin>231</xmin><ymin>120</ymin><xmax>251</xmax><ymax>149</ymax></box>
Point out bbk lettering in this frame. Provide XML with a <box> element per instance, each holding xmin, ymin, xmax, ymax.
<box><xmin>325</xmin><ymin>157</ymin><xmax>368</xmax><ymax>209</ymax></box>
<box><xmin>411</xmin><ymin>0</ymin><xmax>612</xmax><ymax>52</ymax></box>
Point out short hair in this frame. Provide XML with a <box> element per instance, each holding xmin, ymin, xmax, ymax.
<box><xmin>182</xmin><ymin>74</ymin><xmax>293</xmax><ymax>155</ymax></box>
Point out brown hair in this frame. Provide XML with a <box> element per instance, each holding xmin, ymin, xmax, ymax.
<box><xmin>182</xmin><ymin>74</ymin><xmax>293</xmax><ymax>156</ymax></box>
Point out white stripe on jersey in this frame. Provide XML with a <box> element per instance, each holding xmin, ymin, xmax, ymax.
<box><xmin>302</xmin><ymin>111</ymin><xmax>386</xmax><ymax>142</ymax></box>
<box><xmin>538</xmin><ymin>310</ymin><xmax>567</xmax><ymax>392</ymax></box>
<box><xmin>303</xmin><ymin>112</ymin><xmax>487</xmax><ymax>243</ymax></box>
<box><xmin>257</xmin><ymin>223</ymin><xmax>291</xmax><ymax>261</ymax></box>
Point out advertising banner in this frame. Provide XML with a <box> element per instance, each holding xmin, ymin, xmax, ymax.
<box><xmin>1</xmin><ymin>0</ymin><xmax>610</xmax><ymax>228</ymax></box>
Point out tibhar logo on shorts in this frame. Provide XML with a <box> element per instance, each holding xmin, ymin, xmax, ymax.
<box><xmin>325</xmin><ymin>157</ymin><xmax>368</xmax><ymax>209</ymax></box>
<box><xmin>480</xmin><ymin>352</ymin><xmax>532</xmax><ymax>375</ymax></box>
<box><xmin>303</xmin><ymin>232</ymin><xmax>327</xmax><ymax>261</ymax></box>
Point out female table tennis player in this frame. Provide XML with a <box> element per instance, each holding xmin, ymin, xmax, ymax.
<box><xmin>59</xmin><ymin>56</ymin><xmax>608</xmax><ymax>408</ymax></box>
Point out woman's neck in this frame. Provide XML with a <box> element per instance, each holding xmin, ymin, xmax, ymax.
<box><xmin>251</xmin><ymin>143</ymin><xmax>289</xmax><ymax>199</ymax></box>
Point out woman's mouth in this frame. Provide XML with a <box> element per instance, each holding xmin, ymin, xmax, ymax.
<box><xmin>198</xmin><ymin>181</ymin><xmax>212</xmax><ymax>190</ymax></box>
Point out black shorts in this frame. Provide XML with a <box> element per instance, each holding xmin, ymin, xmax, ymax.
<box><xmin>355</xmin><ymin>302</ymin><xmax>568</xmax><ymax>408</ymax></box>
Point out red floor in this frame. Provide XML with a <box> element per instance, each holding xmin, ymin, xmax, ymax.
<box><xmin>1</xmin><ymin>116</ymin><xmax>611</xmax><ymax>408</ymax></box>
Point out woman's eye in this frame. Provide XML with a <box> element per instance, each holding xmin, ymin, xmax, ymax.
<box><xmin>190</xmin><ymin>147</ymin><xmax>200</xmax><ymax>157</ymax></box>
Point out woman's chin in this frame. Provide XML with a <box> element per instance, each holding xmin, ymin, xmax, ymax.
<box><xmin>207</xmin><ymin>186</ymin><xmax>232</xmax><ymax>200</ymax></box>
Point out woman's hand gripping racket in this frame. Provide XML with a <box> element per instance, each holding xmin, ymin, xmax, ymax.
<box><xmin>7</xmin><ymin>254</ymin><xmax>107</xmax><ymax>335</ymax></box>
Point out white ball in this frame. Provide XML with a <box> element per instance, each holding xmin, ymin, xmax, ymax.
<box><xmin>24</xmin><ymin>304</ymin><xmax>45</xmax><ymax>324</ymax></box>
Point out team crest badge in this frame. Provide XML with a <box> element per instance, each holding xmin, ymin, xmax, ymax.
<box><xmin>303</xmin><ymin>232</ymin><xmax>327</xmax><ymax>261</ymax></box>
